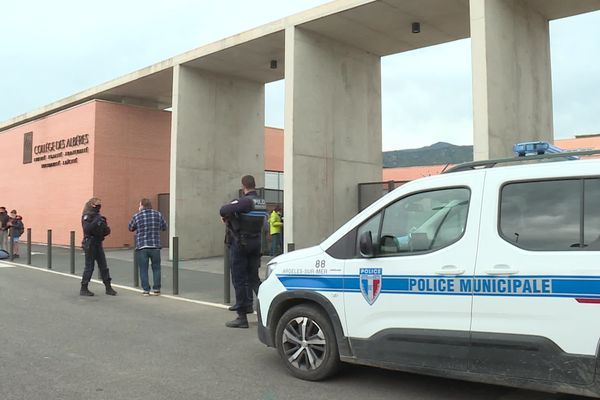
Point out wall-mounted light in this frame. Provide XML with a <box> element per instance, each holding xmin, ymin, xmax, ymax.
<box><xmin>270</xmin><ymin>60</ymin><xmax>278</xmax><ymax>69</ymax></box>
<box><xmin>412</xmin><ymin>22</ymin><xmax>421</xmax><ymax>34</ymax></box>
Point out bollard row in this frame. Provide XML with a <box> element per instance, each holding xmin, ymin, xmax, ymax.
<box><xmin>12</xmin><ymin>230</ymin><xmax>184</xmax><ymax>298</ymax></box>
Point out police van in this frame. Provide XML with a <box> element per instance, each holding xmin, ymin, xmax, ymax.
<box><xmin>257</xmin><ymin>146</ymin><xmax>600</xmax><ymax>397</ymax></box>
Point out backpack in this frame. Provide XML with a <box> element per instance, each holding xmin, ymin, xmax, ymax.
<box><xmin>14</xmin><ymin>220</ymin><xmax>24</xmax><ymax>236</ymax></box>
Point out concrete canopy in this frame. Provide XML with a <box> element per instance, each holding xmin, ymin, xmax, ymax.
<box><xmin>182</xmin><ymin>31</ymin><xmax>286</xmax><ymax>83</ymax></box>
<box><xmin>0</xmin><ymin>65</ymin><xmax>174</xmax><ymax>132</ymax></box>
<box><xmin>97</xmin><ymin>68</ymin><xmax>173</xmax><ymax>109</ymax></box>
<box><xmin>525</xmin><ymin>0</ymin><xmax>600</xmax><ymax>20</ymax></box>
<box><xmin>299</xmin><ymin>0</ymin><xmax>471</xmax><ymax>56</ymax></box>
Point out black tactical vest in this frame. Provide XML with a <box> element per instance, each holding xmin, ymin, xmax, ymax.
<box><xmin>238</xmin><ymin>196</ymin><xmax>267</xmax><ymax>237</ymax></box>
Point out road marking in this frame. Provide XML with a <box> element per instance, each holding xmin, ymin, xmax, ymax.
<box><xmin>0</xmin><ymin>260</ymin><xmax>229</xmax><ymax>310</ymax></box>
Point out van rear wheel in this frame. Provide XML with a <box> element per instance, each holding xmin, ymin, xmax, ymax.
<box><xmin>275</xmin><ymin>304</ymin><xmax>340</xmax><ymax>381</ymax></box>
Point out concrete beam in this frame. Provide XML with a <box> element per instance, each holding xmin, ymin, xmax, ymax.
<box><xmin>0</xmin><ymin>65</ymin><xmax>174</xmax><ymax>133</ymax></box>
<box><xmin>525</xmin><ymin>0</ymin><xmax>600</xmax><ymax>20</ymax></box>
<box><xmin>170</xmin><ymin>65</ymin><xmax>265</xmax><ymax>259</ymax></box>
<box><xmin>284</xmin><ymin>27</ymin><xmax>382</xmax><ymax>250</ymax></box>
<box><xmin>471</xmin><ymin>0</ymin><xmax>553</xmax><ymax>160</ymax></box>
<box><xmin>299</xmin><ymin>0</ymin><xmax>470</xmax><ymax>56</ymax></box>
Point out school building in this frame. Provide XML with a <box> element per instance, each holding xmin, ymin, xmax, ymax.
<box><xmin>1</xmin><ymin>95</ymin><xmax>597</xmax><ymax>251</ymax></box>
<box><xmin>2</xmin><ymin>0</ymin><xmax>599</xmax><ymax>257</ymax></box>
<box><xmin>0</xmin><ymin>100</ymin><xmax>285</xmax><ymax>250</ymax></box>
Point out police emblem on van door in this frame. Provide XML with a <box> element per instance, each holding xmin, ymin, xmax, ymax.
<box><xmin>360</xmin><ymin>268</ymin><xmax>382</xmax><ymax>305</ymax></box>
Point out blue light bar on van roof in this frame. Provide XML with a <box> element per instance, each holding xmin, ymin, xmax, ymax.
<box><xmin>513</xmin><ymin>141</ymin><xmax>579</xmax><ymax>160</ymax></box>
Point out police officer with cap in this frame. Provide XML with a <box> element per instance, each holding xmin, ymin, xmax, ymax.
<box><xmin>220</xmin><ymin>175</ymin><xmax>267</xmax><ymax>328</ymax></box>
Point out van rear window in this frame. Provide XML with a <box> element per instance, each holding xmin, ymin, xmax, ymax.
<box><xmin>499</xmin><ymin>178</ymin><xmax>600</xmax><ymax>251</ymax></box>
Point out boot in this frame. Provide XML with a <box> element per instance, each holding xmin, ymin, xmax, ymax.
<box><xmin>80</xmin><ymin>284</ymin><xmax>94</xmax><ymax>296</ymax></box>
<box><xmin>228</xmin><ymin>304</ymin><xmax>253</xmax><ymax>313</ymax></box>
<box><xmin>104</xmin><ymin>282</ymin><xmax>117</xmax><ymax>296</ymax></box>
<box><xmin>225</xmin><ymin>316</ymin><xmax>249</xmax><ymax>329</ymax></box>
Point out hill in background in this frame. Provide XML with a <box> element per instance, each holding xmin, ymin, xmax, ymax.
<box><xmin>383</xmin><ymin>142</ymin><xmax>473</xmax><ymax>168</ymax></box>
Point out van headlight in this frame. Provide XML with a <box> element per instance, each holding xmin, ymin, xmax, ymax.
<box><xmin>267</xmin><ymin>261</ymin><xmax>278</xmax><ymax>277</ymax></box>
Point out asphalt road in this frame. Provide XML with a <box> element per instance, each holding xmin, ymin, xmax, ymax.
<box><xmin>0</xmin><ymin>263</ymin><xmax>589</xmax><ymax>400</ymax></box>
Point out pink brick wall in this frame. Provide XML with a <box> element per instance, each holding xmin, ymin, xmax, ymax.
<box><xmin>0</xmin><ymin>100</ymin><xmax>171</xmax><ymax>248</ymax></box>
<box><xmin>265</xmin><ymin>127</ymin><xmax>283</xmax><ymax>172</ymax></box>
<box><xmin>93</xmin><ymin>101</ymin><xmax>171</xmax><ymax>248</ymax></box>
<box><xmin>0</xmin><ymin>102</ymin><xmax>96</xmax><ymax>246</ymax></box>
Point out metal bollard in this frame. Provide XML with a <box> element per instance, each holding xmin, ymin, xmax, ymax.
<box><xmin>26</xmin><ymin>228</ymin><xmax>31</xmax><ymax>265</ymax></box>
<box><xmin>133</xmin><ymin>248</ymin><xmax>139</xmax><ymax>288</ymax></box>
<box><xmin>9</xmin><ymin>235</ymin><xmax>14</xmax><ymax>261</ymax></box>
<box><xmin>173</xmin><ymin>236</ymin><xmax>179</xmax><ymax>295</ymax></box>
<box><xmin>224</xmin><ymin>243</ymin><xmax>231</xmax><ymax>304</ymax></box>
<box><xmin>47</xmin><ymin>229</ymin><xmax>52</xmax><ymax>269</ymax></box>
<box><xmin>70</xmin><ymin>231</ymin><xmax>75</xmax><ymax>274</ymax></box>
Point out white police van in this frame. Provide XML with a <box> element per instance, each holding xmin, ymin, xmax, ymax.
<box><xmin>257</xmin><ymin>145</ymin><xmax>600</xmax><ymax>397</ymax></box>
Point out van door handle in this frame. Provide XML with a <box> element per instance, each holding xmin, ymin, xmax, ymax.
<box><xmin>435</xmin><ymin>265</ymin><xmax>465</xmax><ymax>275</ymax></box>
<box><xmin>485</xmin><ymin>264</ymin><xmax>519</xmax><ymax>276</ymax></box>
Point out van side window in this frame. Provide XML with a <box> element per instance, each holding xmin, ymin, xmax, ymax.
<box><xmin>584</xmin><ymin>179</ymin><xmax>600</xmax><ymax>250</ymax></box>
<box><xmin>356</xmin><ymin>188</ymin><xmax>470</xmax><ymax>257</ymax></box>
<box><xmin>499</xmin><ymin>179</ymin><xmax>585</xmax><ymax>251</ymax></box>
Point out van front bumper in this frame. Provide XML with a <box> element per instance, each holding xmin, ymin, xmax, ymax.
<box><xmin>256</xmin><ymin>300</ymin><xmax>274</xmax><ymax>347</ymax></box>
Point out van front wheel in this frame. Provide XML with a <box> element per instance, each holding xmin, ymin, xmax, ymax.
<box><xmin>275</xmin><ymin>304</ymin><xmax>340</xmax><ymax>381</ymax></box>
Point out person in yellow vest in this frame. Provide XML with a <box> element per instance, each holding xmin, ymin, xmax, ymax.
<box><xmin>269</xmin><ymin>206</ymin><xmax>283</xmax><ymax>257</ymax></box>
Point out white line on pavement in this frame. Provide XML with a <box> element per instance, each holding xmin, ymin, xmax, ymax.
<box><xmin>0</xmin><ymin>260</ymin><xmax>229</xmax><ymax>310</ymax></box>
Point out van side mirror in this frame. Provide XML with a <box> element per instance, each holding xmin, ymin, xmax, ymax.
<box><xmin>359</xmin><ymin>231</ymin><xmax>375</xmax><ymax>258</ymax></box>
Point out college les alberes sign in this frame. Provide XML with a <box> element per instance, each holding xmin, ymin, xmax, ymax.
<box><xmin>23</xmin><ymin>132</ymin><xmax>89</xmax><ymax>168</ymax></box>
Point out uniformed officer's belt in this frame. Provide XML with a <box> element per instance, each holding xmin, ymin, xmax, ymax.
<box><xmin>240</xmin><ymin>233</ymin><xmax>260</xmax><ymax>239</ymax></box>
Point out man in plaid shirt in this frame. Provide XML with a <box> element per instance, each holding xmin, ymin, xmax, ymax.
<box><xmin>128</xmin><ymin>198</ymin><xmax>167</xmax><ymax>296</ymax></box>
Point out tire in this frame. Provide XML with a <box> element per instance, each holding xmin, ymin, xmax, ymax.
<box><xmin>275</xmin><ymin>304</ymin><xmax>340</xmax><ymax>381</ymax></box>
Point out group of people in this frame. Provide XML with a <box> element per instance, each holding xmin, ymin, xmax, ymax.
<box><xmin>0</xmin><ymin>207</ymin><xmax>25</xmax><ymax>257</ymax></box>
<box><xmin>78</xmin><ymin>197</ymin><xmax>167</xmax><ymax>298</ymax></box>
<box><xmin>66</xmin><ymin>175</ymin><xmax>278</xmax><ymax>331</ymax></box>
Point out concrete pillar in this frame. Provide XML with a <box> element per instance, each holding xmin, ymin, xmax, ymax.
<box><xmin>284</xmin><ymin>27</ymin><xmax>382</xmax><ymax>250</ymax></box>
<box><xmin>470</xmin><ymin>0</ymin><xmax>553</xmax><ymax>160</ymax></box>
<box><xmin>170</xmin><ymin>65</ymin><xmax>264</xmax><ymax>259</ymax></box>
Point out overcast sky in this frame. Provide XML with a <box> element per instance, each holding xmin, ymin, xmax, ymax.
<box><xmin>1</xmin><ymin>1</ymin><xmax>598</xmax><ymax>151</ymax></box>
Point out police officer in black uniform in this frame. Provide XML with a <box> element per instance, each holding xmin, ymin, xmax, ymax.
<box><xmin>80</xmin><ymin>197</ymin><xmax>117</xmax><ymax>296</ymax></box>
<box><xmin>220</xmin><ymin>175</ymin><xmax>267</xmax><ymax>328</ymax></box>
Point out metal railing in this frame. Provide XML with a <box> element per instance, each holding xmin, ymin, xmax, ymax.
<box><xmin>6</xmin><ymin>229</ymin><xmax>185</xmax><ymax>299</ymax></box>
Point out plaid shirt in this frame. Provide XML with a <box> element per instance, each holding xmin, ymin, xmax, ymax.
<box><xmin>128</xmin><ymin>208</ymin><xmax>167</xmax><ymax>250</ymax></box>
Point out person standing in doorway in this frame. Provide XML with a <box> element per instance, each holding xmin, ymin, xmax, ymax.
<box><xmin>0</xmin><ymin>207</ymin><xmax>9</xmax><ymax>251</ymax></box>
<box><xmin>128</xmin><ymin>198</ymin><xmax>167</xmax><ymax>296</ymax></box>
<box><xmin>80</xmin><ymin>198</ymin><xmax>117</xmax><ymax>296</ymax></box>
<box><xmin>220</xmin><ymin>175</ymin><xmax>267</xmax><ymax>328</ymax></box>
<box><xmin>269</xmin><ymin>206</ymin><xmax>283</xmax><ymax>257</ymax></box>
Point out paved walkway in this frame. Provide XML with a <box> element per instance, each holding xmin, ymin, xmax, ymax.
<box><xmin>17</xmin><ymin>244</ymin><xmax>270</xmax><ymax>305</ymax></box>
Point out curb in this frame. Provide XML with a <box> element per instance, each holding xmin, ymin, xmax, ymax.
<box><xmin>0</xmin><ymin>259</ymin><xmax>230</xmax><ymax>310</ymax></box>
